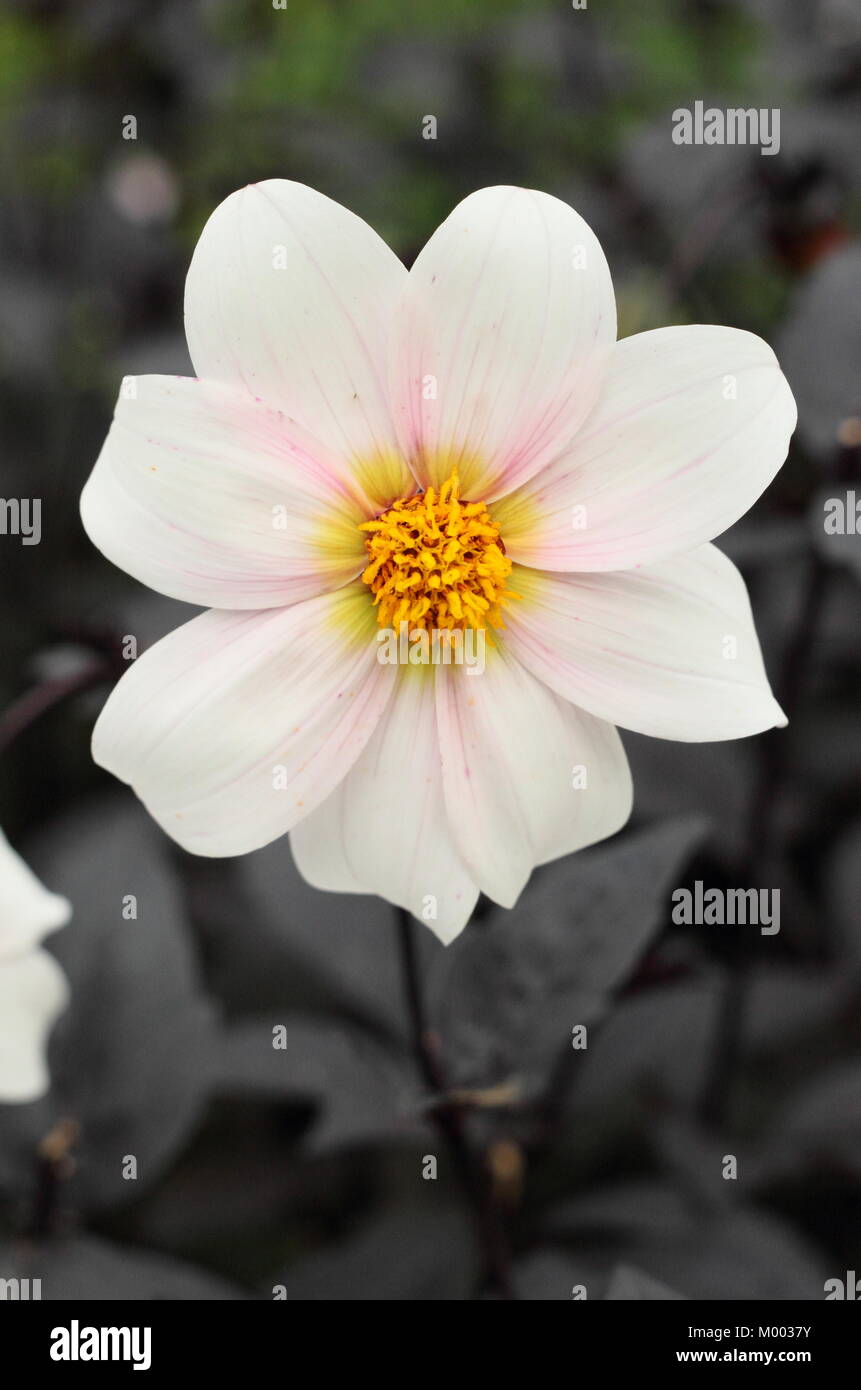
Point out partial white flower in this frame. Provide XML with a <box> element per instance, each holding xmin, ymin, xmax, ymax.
<box><xmin>0</xmin><ymin>829</ymin><xmax>70</xmax><ymax>1102</ymax></box>
<box><xmin>81</xmin><ymin>182</ymin><xmax>796</xmax><ymax>944</ymax></box>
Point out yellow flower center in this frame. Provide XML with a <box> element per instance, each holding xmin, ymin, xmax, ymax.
<box><xmin>359</xmin><ymin>470</ymin><xmax>516</xmax><ymax>633</ymax></box>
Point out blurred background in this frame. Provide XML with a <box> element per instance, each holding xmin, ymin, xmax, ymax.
<box><xmin>0</xmin><ymin>0</ymin><xmax>860</xmax><ymax>1300</ymax></box>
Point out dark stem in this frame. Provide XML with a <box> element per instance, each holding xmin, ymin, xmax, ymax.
<box><xmin>27</xmin><ymin>1118</ymin><xmax>79</xmax><ymax>1240</ymax></box>
<box><xmin>699</xmin><ymin>549</ymin><xmax>831</xmax><ymax>1126</ymax></box>
<box><xmin>394</xmin><ymin>906</ymin><xmax>515</xmax><ymax>1299</ymax></box>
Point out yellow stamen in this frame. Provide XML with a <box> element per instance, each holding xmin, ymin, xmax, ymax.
<box><xmin>359</xmin><ymin>469</ymin><xmax>517</xmax><ymax>634</ymax></box>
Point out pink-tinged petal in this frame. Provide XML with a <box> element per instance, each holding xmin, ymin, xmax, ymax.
<box><xmin>82</xmin><ymin>376</ymin><xmax>371</xmax><ymax>610</ymax></box>
<box><xmin>435</xmin><ymin>650</ymin><xmax>632</xmax><ymax>908</ymax></box>
<box><xmin>92</xmin><ymin>583</ymin><xmax>395</xmax><ymax>857</ymax></box>
<box><xmin>0</xmin><ymin>949</ymin><xmax>69</xmax><ymax>1103</ymax></box>
<box><xmin>291</xmin><ymin>670</ymin><xmax>478</xmax><ymax>944</ymax></box>
<box><xmin>496</xmin><ymin>325</ymin><xmax>796</xmax><ymax>570</ymax></box>
<box><xmin>505</xmin><ymin>547</ymin><xmax>786</xmax><ymax>742</ymax></box>
<box><xmin>0</xmin><ymin>830</ymin><xmax>70</xmax><ymax>961</ymax></box>
<box><xmin>184</xmin><ymin>180</ymin><xmax>413</xmax><ymax>508</ymax></box>
<box><xmin>288</xmin><ymin>792</ymin><xmax>371</xmax><ymax>898</ymax></box>
<box><xmin>390</xmin><ymin>186</ymin><xmax>616</xmax><ymax>502</ymax></box>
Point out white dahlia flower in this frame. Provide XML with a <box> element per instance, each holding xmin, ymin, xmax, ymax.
<box><xmin>81</xmin><ymin>183</ymin><xmax>795</xmax><ymax>943</ymax></box>
<box><xmin>0</xmin><ymin>829</ymin><xmax>70</xmax><ymax>1101</ymax></box>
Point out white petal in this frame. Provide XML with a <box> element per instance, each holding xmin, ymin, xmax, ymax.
<box><xmin>291</xmin><ymin>670</ymin><xmax>478</xmax><ymax>944</ymax></box>
<box><xmin>504</xmin><ymin>546</ymin><xmax>786</xmax><ymax>742</ymax></box>
<box><xmin>92</xmin><ymin>584</ymin><xmax>395</xmax><ymax>857</ymax></box>
<box><xmin>184</xmin><ymin>180</ymin><xmax>413</xmax><ymax>508</ymax></box>
<box><xmin>390</xmin><ymin>186</ymin><xmax>615</xmax><ymax>501</ymax></box>
<box><xmin>288</xmin><ymin>784</ymin><xmax>371</xmax><ymax>897</ymax></box>
<box><xmin>435</xmin><ymin>649</ymin><xmax>632</xmax><ymax>907</ymax></box>
<box><xmin>82</xmin><ymin>376</ymin><xmax>369</xmax><ymax>609</ymax></box>
<box><xmin>495</xmin><ymin>325</ymin><xmax>797</xmax><ymax>570</ymax></box>
<box><xmin>0</xmin><ymin>830</ymin><xmax>70</xmax><ymax>961</ymax></box>
<box><xmin>0</xmin><ymin>949</ymin><xmax>69</xmax><ymax>1103</ymax></box>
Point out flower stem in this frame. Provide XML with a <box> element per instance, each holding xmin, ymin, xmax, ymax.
<box><xmin>394</xmin><ymin>906</ymin><xmax>515</xmax><ymax>1299</ymax></box>
<box><xmin>27</xmin><ymin>1118</ymin><xmax>79</xmax><ymax>1239</ymax></box>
